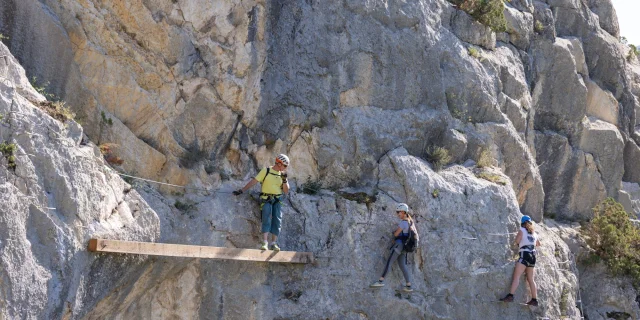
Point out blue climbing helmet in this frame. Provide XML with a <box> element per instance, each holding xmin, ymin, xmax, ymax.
<box><xmin>521</xmin><ymin>215</ymin><xmax>532</xmax><ymax>225</ymax></box>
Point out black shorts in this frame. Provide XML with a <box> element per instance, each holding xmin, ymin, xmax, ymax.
<box><xmin>518</xmin><ymin>251</ymin><xmax>536</xmax><ymax>267</ymax></box>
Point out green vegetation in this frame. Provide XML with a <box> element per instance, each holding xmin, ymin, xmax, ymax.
<box><xmin>534</xmin><ymin>20</ymin><xmax>545</xmax><ymax>33</ymax></box>
<box><xmin>449</xmin><ymin>106</ymin><xmax>473</xmax><ymax>123</ymax></box>
<box><xmin>38</xmin><ymin>101</ymin><xmax>75</xmax><ymax>122</ymax></box>
<box><xmin>338</xmin><ymin>191</ymin><xmax>377</xmax><ymax>205</ymax></box>
<box><xmin>627</xmin><ymin>44</ymin><xmax>639</xmax><ymax>62</ymax></box>
<box><xmin>582</xmin><ymin>198</ymin><xmax>640</xmax><ymax>286</ymax></box>
<box><xmin>174</xmin><ymin>200</ymin><xmax>195</xmax><ymax>212</ymax></box>
<box><xmin>559</xmin><ymin>287</ymin><xmax>569</xmax><ymax>316</ymax></box>
<box><xmin>432</xmin><ymin>189</ymin><xmax>440</xmax><ymax>198</ymax></box>
<box><xmin>621</xmin><ymin>37</ymin><xmax>639</xmax><ymax>62</ymax></box>
<box><xmin>448</xmin><ymin>0</ymin><xmax>508</xmax><ymax>32</ymax></box>
<box><xmin>0</xmin><ymin>33</ymin><xmax>9</xmax><ymax>41</ymax></box>
<box><xmin>0</xmin><ymin>141</ymin><xmax>17</xmax><ymax>170</ymax></box>
<box><xmin>467</xmin><ymin>47</ymin><xmax>481</xmax><ymax>59</ymax></box>
<box><xmin>476</xmin><ymin>148</ymin><xmax>494</xmax><ymax>168</ymax></box>
<box><xmin>426</xmin><ymin>146</ymin><xmax>452</xmax><ymax>171</ymax></box>
<box><xmin>300</xmin><ymin>176</ymin><xmax>322</xmax><ymax>195</ymax></box>
<box><xmin>30</xmin><ymin>77</ymin><xmax>58</xmax><ymax>101</ymax></box>
<box><xmin>101</xmin><ymin>111</ymin><xmax>114</xmax><ymax>126</ymax></box>
<box><xmin>476</xmin><ymin>171</ymin><xmax>507</xmax><ymax>185</ymax></box>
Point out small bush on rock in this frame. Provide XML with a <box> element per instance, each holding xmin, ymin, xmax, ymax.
<box><xmin>301</xmin><ymin>176</ymin><xmax>322</xmax><ymax>195</ymax></box>
<box><xmin>0</xmin><ymin>141</ymin><xmax>17</xmax><ymax>170</ymax></box>
<box><xmin>476</xmin><ymin>148</ymin><xmax>495</xmax><ymax>168</ymax></box>
<box><xmin>468</xmin><ymin>47</ymin><xmax>481</xmax><ymax>58</ymax></box>
<box><xmin>426</xmin><ymin>146</ymin><xmax>452</xmax><ymax>171</ymax></box>
<box><xmin>627</xmin><ymin>44</ymin><xmax>639</xmax><ymax>62</ymax></box>
<box><xmin>582</xmin><ymin>198</ymin><xmax>640</xmax><ymax>286</ymax></box>
<box><xmin>448</xmin><ymin>0</ymin><xmax>507</xmax><ymax>32</ymax></box>
<box><xmin>38</xmin><ymin>101</ymin><xmax>75</xmax><ymax>122</ymax></box>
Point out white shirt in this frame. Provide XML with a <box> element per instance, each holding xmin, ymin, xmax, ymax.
<box><xmin>518</xmin><ymin>227</ymin><xmax>538</xmax><ymax>252</ymax></box>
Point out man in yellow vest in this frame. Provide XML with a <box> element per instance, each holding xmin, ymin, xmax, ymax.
<box><xmin>233</xmin><ymin>154</ymin><xmax>290</xmax><ymax>251</ymax></box>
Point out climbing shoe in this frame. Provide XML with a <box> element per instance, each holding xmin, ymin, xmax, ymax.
<box><xmin>525</xmin><ymin>299</ymin><xmax>538</xmax><ymax>306</ymax></box>
<box><xmin>369</xmin><ymin>280</ymin><xmax>385</xmax><ymax>288</ymax></box>
<box><xmin>499</xmin><ymin>293</ymin><xmax>514</xmax><ymax>302</ymax></box>
<box><xmin>270</xmin><ymin>243</ymin><xmax>281</xmax><ymax>252</ymax></box>
<box><xmin>259</xmin><ymin>241</ymin><xmax>268</xmax><ymax>251</ymax></box>
<box><xmin>402</xmin><ymin>285</ymin><xmax>413</xmax><ymax>292</ymax></box>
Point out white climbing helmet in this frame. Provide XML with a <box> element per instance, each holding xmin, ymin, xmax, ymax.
<box><xmin>396</xmin><ymin>203</ymin><xmax>409</xmax><ymax>213</ymax></box>
<box><xmin>276</xmin><ymin>154</ymin><xmax>290</xmax><ymax>166</ymax></box>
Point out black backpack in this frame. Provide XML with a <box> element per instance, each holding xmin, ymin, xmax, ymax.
<box><xmin>403</xmin><ymin>221</ymin><xmax>419</xmax><ymax>252</ymax></box>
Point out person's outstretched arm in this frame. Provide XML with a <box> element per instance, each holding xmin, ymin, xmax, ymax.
<box><xmin>233</xmin><ymin>179</ymin><xmax>259</xmax><ymax>195</ymax></box>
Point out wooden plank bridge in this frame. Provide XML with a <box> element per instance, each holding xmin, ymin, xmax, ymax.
<box><xmin>88</xmin><ymin>239</ymin><xmax>314</xmax><ymax>264</ymax></box>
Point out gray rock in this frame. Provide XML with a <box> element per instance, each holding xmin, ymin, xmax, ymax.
<box><xmin>475</xmin><ymin>123</ymin><xmax>544</xmax><ymax>221</ymax></box>
<box><xmin>577</xmin><ymin>117</ymin><xmax>625</xmax><ymax>198</ymax></box>
<box><xmin>532</xmin><ymin>1</ymin><xmax>556</xmax><ymax>40</ymax></box>
<box><xmin>587</xmin><ymin>0</ymin><xmax>620</xmax><ymax>38</ymax></box>
<box><xmin>565</xmin><ymin>37</ymin><xmax>589</xmax><ymax>76</ymax></box>
<box><xmin>618</xmin><ymin>182</ymin><xmax>640</xmax><ymax>217</ymax></box>
<box><xmin>586</xmin><ymin>78</ymin><xmax>619</xmax><ymax>125</ymax></box>
<box><xmin>0</xmin><ymin>43</ymin><xmax>161</xmax><ymax>319</ymax></box>
<box><xmin>623</xmin><ymin>140</ymin><xmax>640</xmax><ymax>184</ymax></box>
<box><xmin>0</xmin><ymin>0</ymin><xmax>639</xmax><ymax>317</ymax></box>
<box><xmin>504</xmin><ymin>5</ymin><xmax>534</xmax><ymax>50</ymax></box>
<box><xmin>509</xmin><ymin>0</ymin><xmax>534</xmax><ymax>13</ymax></box>
<box><xmin>449</xmin><ymin>10</ymin><xmax>496</xmax><ymax>50</ymax></box>
<box><xmin>535</xmin><ymin>131</ymin><xmax>606</xmax><ymax>220</ymax></box>
<box><xmin>580</xmin><ymin>264</ymin><xmax>640</xmax><ymax>320</ymax></box>
<box><xmin>442</xmin><ymin>128</ymin><xmax>468</xmax><ymax>163</ymax></box>
<box><xmin>531</xmin><ymin>38</ymin><xmax>588</xmax><ymax>139</ymax></box>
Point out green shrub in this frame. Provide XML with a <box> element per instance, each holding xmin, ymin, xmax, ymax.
<box><xmin>582</xmin><ymin>198</ymin><xmax>640</xmax><ymax>286</ymax></box>
<box><xmin>0</xmin><ymin>141</ymin><xmax>17</xmax><ymax>170</ymax></box>
<box><xmin>426</xmin><ymin>146</ymin><xmax>452</xmax><ymax>171</ymax></box>
<box><xmin>534</xmin><ymin>20</ymin><xmax>545</xmax><ymax>33</ymax></box>
<box><xmin>476</xmin><ymin>171</ymin><xmax>507</xmax><ymax>185</ymax></box>
<box><xmin>338</xmin><ymin>191</ymin><xmax>377</xmax><ymax>205</ymax></box>
<box><xmin>448</xmin><ymin>0</ymin><xmax>507</xmax><ymax>32</ymax></box>
<box><xmin>174</xmin><ymin>200</ymin><xmax>195</xmax><ymax>212</ymax></box>
<box><xmin>101</xmin><ymin>111</ymin><xmax>114</xmax><ymax>126</ymax></box>
<box><xmin>476</xmin><ymin>148</ymin><xmax>494</xmax><ymax>168</ymax></box>
<box><xmin>300</xmin><ymin>176</ymin><xmax>322</xmax><ymax>195</ymax></box>
<box><xmin>30</xmin><ymin>77</ymin><xmax>58</xmax><ymax>100</ymax></box>
<box><xmin>38</xmin><ymin>100</ymin><xmax>75</xmax><ymax>122</ymax></box>
<box><xmin>468</xmin><ymin>47</ymin><xmax>481</xmax><ymax>58</ymax></box>
<box><xmin>627</xmin><ymin>44</ymin><xmax>639</xmax><ymax>62</ymax></box>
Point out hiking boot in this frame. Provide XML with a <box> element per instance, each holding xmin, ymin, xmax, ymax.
<box><xmin>525</xmin><ymin>299</ymin><xmax>539</xmax><ymax>306</ymax></box>
<box><xmin>259</xmin><ymin>242</ymin><xmax>268</xmax><ymax>251</ymax></box>
<box><xmin>402</xmin><ymin>285</ymin><xmax>413</xmax><ymax>292</ymax></box>
<box><xmin>369</xmin><ymin>280</ymin><xmax>384</xmax><ymax>288</ymax></box>
<box><xmin>499</xmin><ymin>293</ymin><xmax>514</xmax><ymax>302</ymax></box>
<box><xmin>270</xmin><ymin>243</ymin><xmax>281</xmax><ymax>252</ymax></box>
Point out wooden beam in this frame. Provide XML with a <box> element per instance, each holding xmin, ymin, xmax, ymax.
<box><xmin>88</xmin><ymin>239</ymin><xmax>314</xmax><ymax>264</ymax></box>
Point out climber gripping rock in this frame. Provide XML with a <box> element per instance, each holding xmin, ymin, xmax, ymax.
<box><xmin>499</xmin><ymin>215</ymin><xmax>541</xmax><ymax>306</ymax></box>
<box><xmin>234</xmin><ymin>154</ymin><xmax>290</xmax><ymax>251</ymax></box>
<box><xmin>369</xmin><ymin>203</ymin><xmax>419</xmax><ymax>292</ymax></box>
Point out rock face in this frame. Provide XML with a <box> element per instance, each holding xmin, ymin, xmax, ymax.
<box><xmin>0</xmin><ymin>43</ymin><xmax>160</xmax><ymax>319</ymax></box>
<box><xmin>0</xmin><ymin>0</ymin><xmax>636</xmax><ymax>224</ymax></box>
<box><xmin>580</xmin><ymin>264</ymin><xmax>640</xmax><ymax>320</ymax></box>
<box><xmin>0</xmin><ymin>0</ymin><xmax>640</xmax><ymax>318</ymax></box>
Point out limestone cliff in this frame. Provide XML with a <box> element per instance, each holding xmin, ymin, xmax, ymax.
<box><xmin>1</xmin><ymin>0</ymin><xmax>640</xmax><ymax>319</ymax></box>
